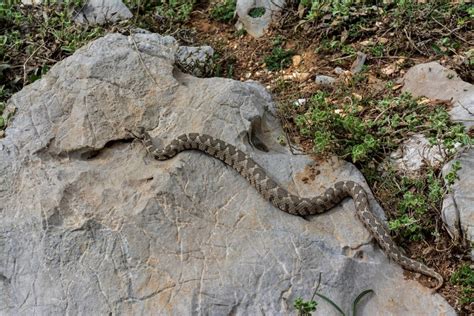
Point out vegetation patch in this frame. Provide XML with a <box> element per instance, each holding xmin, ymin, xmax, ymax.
<box><xmin>282</xmin><ymin>78</ymin><xmax>471</xmax><ymax>242</ymax></box>
<box><xmin>248</xmin><ymin>7</ymin><xmax>265</xmax><ymax>18</ymax></box>
<box><xmin>294</xmin><ymin>0</ymin><xmax>473</xmax><ymax>81</ymax></box>
<box><xmin>0</xmin><ymin>2</ymin><xmax>100</xmax><ymax>107</ymax></box>
<box><xmin>294</xmin><ymin>274</ymin><xmax>373</xmax><ymax>316</ymax></box>
<box><xmin>292</xmin><ymin>90</ymin><xmax>470</xmax><ymax>164</ymax></box>
<box><xmin>264</xmin><ymin>37</ymin><xmax>295</xmax><ymax>71</ymax></box>
<box><xmin>210</xmin><ymin>0</ymin><xmax>236</xmax><ymax>22</ymax></box>
<box><xmin>154</xmin><ymin>0</ymin><xmax>196</xmax><ymax>22</ymax></box>
<box><xmin>450</xmin><ymin>264</ymin><xmax>474</xmax><ymax>304</ymax></box>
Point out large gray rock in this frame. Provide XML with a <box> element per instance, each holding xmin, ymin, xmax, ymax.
<box><xmin>402</xmin><ymin>62</ymin><xmax>474</xmax><ymax>257</ymax></box>
<box><xmin>74</xmin><ymin>0</ymin><xmax>133</xmax><ymax>25</ymax></box>
<box><xmin>402</xmin><ymin>61</ymin><xmax>474</xmax><ymax>129</ymax></box>
<box><xmin>441</xmin><ymin>150</ymin><xmax>474</xmax><ymax>256</ymax></box>
<box><xmin>0</xmin><ymin>33</ymin><xmax>455</xmax><ymax>315</ymax></box>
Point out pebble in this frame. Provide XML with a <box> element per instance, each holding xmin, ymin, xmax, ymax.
<box><xmin>315</xmin><ymin>75</ymin><xmax>336</xmax><ymax>85</ymax></box>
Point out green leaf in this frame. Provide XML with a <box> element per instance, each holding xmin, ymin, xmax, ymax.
<box><xmin>352</xmin><ymin>289</ymin><xmax>374</xmax><ymax>316</ymax></box>
<box><xmin>315</xmin><ymin>293</ymin><xmax>345</xmax><ymax>316</ymax></box>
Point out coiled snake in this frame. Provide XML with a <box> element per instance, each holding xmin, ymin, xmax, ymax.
<box><xmin>131</xmin><ymin>130</ymin><xmax>443</xmax><ymax>291</ymax></box>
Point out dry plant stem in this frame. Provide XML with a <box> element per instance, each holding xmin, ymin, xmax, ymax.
<box><xmin>403</xmin><ymin>27</ymin><xmax>425</xmax><ymax>56</ymax></box>
<box><xmin>430</xmin><ymin>16</ymin><xmax>471</xmax><ymax>45</ymax></box>
<box><xmin>22</xmin><ymin>44</ymin><xmax>45</xmax><ymax>86</ymax></box>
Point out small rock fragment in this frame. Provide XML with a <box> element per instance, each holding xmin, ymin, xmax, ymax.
<box><xmin>315</xmin><ymin>75</ymin><xmax>336</xmax><ymax>85</ymax></box>
<box><xmin>334</xmin><ymin>67</ymin><xmax>344</xmax><ymax>75</ymax></box>
<box><xmin>350</xmin><ymin>52</ymin><xmax>367</xmax><ymax>74</ymax></box>
<box><xmin>293</xmin><ymin>98</ymin><xmax>307</xmax><ymax>106</ymax></box>
<box><xmin>381</xmin><ymin>63</ymin><xmax>398</xmax><ymax>76</ymax></box>
<box><xmin>295</xmin><ymin>72</ymin><xmax>310</xmax><ymax>82</ymax></box>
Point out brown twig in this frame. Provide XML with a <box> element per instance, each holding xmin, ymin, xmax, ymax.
<box><xmin>330</xmin><ymin>54</ymin><xmax>355</xmax><ymax>62</ymax></box>
<box><xmin>403</xmin><ymin>27</ymin><xmax>425</xmax><ymax>56</ymax></box>
<box><xmin>22</xmin><ymin>44</ymin><xmax>45</xmax><ymax>86</ymax></box>
<box><xmin>278</xmin><ymin>110</ymin><xmax>306</xmax><ymax>156</ymax></box>
<box><xmin>430</xmin><ymin>16</ymin><xmax>471</xmax><ymax>45</ymax></box>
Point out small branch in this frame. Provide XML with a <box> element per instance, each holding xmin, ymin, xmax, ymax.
<box><xmin>431</xmin><ymin>16</ymin><xmax>471</xmax><ymax>45</ymax></box>
<box><xmin>23</xmin><ymin>44</ymin><xmax>45</xmax><ymax>86</ymax></box>
<box><xmin>330</xmin><ymin>54</ymin><xmax>355</xmax><ymax>62</ymax></box>
<box><xmin>403</xmin><ymin>27</ymin><xmax>425</xmax><ymax>56</ymax></box>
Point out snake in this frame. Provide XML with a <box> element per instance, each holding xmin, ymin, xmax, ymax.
<box><xmin>131</xmin><ymin>130</ymin><xmax>443</xmax><ymax>291</ymax></box>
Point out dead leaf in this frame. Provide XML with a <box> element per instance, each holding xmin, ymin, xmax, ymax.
<box><xmin>292</xmin><ymin>55</ymin><xmax>302</xmax><ymax>67</ymax></box>
<box><xmin>381</xmin><ymin>63</ymin><xmax>398</xmax><ymax>75</ymax></box>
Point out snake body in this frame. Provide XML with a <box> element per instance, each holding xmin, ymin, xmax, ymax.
<box><xmin>135</xmin><ymin>131</ymin><xmax>443</xmax><ymax>290</ymax></box>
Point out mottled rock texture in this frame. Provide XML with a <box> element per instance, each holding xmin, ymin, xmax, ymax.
<box><xmin>176</xmin><ymin>45</ymin><xmax>215</xmax><ymax>77</ymax></box>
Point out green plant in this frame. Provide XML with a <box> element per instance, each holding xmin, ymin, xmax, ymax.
<box><xmin>300</xmin><ymin>1</ymin><xmax>471</xmax><ymax>59</ymax></box>
<box><xmin>248</xmin><ymin>7</ymin><xmax>265</xmax><ymax>18</ymax></box>
<box><xmin>294</xmin><ymin>297</ymin><xmax>318</xmax><ymax>316</ymax></box>
<box><xmin>466</xmin><ymin>5</ymin><xmax>474</xmax><ymax>18</ymax></box>
<box><xmin>235</xmin><ymin>28</ymin><xmax>246</xmax><ymax>37</ymax></box>
<box><xmin>427</xmin><ymin>170</ymin><xmax>443</xmax><ymax>204</ymax></box>
<box><xmin>316</xmin><ymin>39</ymin><xmax>355</xmax><ymax>56</ymax></box>
<box><xmin>450</xmin><ymin>264</ymin><xmax>474</xmax><ymax>304</ymax></box>
<box><xmin>378</xmin><ymin>158</ymin><xmax>465</xmax><ymax>242</ymax></box>
<box><xmin>388</xmin><ymin>214</ymin><xmax>423</xmax><ymax>241</ymax></box>
<box><xmin>445</xmin><ymin>160</ymin><xmax>462</xmax><ymax>186</ymax></box>
<box><xmin>370</xmin><ymin>43</ymin><xmax>385</xmax><ymax>57</ymax></box>
<box><xmin>212</xmin><ymin>53</ymin><xmax>236</xmax><ymax>78</ymax></box>
<box><xmin>299</xmin><ymin>0</ymin><xmax>353</xmax><ymax>20</ymax></box>
<box><xmin>398</xmin><ymin>191</ymin><xmax>426</xmax><ymax>215</ymax></box>
<box><xmin>264</xmin><ymin>38</ymin><xmax>294</xmax><ymax>71</ymax></box>
<box><xmin>293</xmin><ymin>273</ymin><xmax>374</xmax><ymax>316</ymax></box>
<box><xmin>210</xmin><ymin>0</ymin><xmax>236</xmax><ymax>22</ymax></box>
<box><xmin>0</xmin><ymin>2</ymin><xmax>107</xmax><ymax>105</ymax></box>
<box><xmin>286</xmin><ymin>84</ymin><xmax>472</xmax><ymax>242</ymax></box>
<box><xmin>294</xmin><ymin>90</ymin><xmax>471</xmax><ymax>164</ymax></box>
<box><xmin>156</xmin><ymin>0</ymin><xmax>196</xmax><ymax>22</ymax></box>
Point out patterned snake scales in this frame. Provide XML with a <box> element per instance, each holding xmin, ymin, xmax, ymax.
<box><xmin>132</xmin><ymin>130</ymin><xmax>443</xmax><ymax>291</ymax></box>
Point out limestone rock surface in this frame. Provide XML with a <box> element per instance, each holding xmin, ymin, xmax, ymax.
<box><xmin>402</xmin><ymin>62</ymin><xmax>474</xmax><ymax>257</ymax></box>
<box><xmin>390</xmin><ymin>134</ymin><xmax>446</xmax><ymax>175</ymax></box>
<box><xmin>441</xmin><ymin>151</ymin><xmax>474</xmax><ymax>257</ymax></box>
<box><xmin>402</xmin><ymin>61</ymin><xmax>474</xmax><ymax>129</ymax></box>
<box><xmin>0</xmin><ymin>33</ymin><xmax>455</xmax><ymax>315</ymax></box>
<box><xmin>74</xmin><ymin>0</ymin><xmax>133</xmax><ymax>25</ymax></box>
